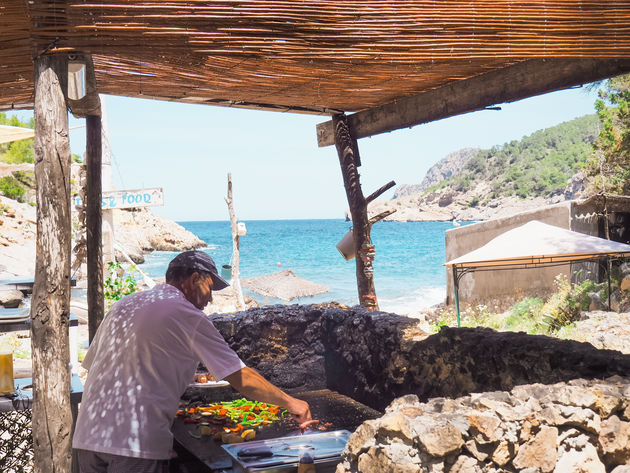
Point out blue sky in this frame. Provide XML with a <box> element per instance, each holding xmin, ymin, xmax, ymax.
<box><xmin>12</xmin><ymin>85</ymin><xmax>600</xmax><ymax>221</ymax></box>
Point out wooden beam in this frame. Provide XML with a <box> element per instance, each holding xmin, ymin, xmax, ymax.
<box><xmin>317</xmin><ymin>59</ymin><xmax>630</xmax><ymax>147</ymax></box>
<box><xmin>333</xmin><ymin>113</ymin><xmax>379</xmax><ymax>311</ymax></box>
<box><xmin>32</xmin><ymin>54</ymin><xmax>73</xmax><ymax>473</ymax></box>
<box><xmin>86</xmin><ymin>115</ymin><xmax>104</xmax><ymax>342</ymax></box>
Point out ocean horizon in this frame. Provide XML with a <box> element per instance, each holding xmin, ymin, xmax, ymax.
<box><xmin>140</xmin><ymin>219</ymin><xmax>466</xmax><ymax>314</ymax></box>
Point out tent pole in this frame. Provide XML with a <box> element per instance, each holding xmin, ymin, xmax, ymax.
<box><xmin>453</xmin><ymin>265</ymin><xmax>461</xmax><ymax>327</ymax></box>
<box><xmin>608</xmin><ymin>257</ymin><xmax>611</xmax><ymax>311</ymax></box>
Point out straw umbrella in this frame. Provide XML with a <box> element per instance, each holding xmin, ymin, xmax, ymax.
<box><xmin>241</xmin><ymin>269</ymin><xmax>328</xmax><ymax>303</ymax></box>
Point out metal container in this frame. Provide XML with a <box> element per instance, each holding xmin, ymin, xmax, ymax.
<box><xmin>222</xmin><ymin>430</ymin><xmax>351</xmax><ymax>473</ymax></box>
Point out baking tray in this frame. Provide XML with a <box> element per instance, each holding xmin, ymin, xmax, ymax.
<box><xmin>222</xmin><ymin>430</ymin><xmax>351</xmax><ymax>473</ymax></box>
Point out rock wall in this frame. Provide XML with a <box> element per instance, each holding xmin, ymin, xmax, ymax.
<box><xmin>211</xmin><ymin>306</ymin><xmax>630</xmax><ymax>412</ymax></box>
<box><xmin>336</xmin><ymin>377</ymin><xmax>630</xmax><ymax>473</ymax></box>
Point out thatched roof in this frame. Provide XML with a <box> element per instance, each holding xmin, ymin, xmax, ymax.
<box><xmin>242</xmin><ymin>269</ymin><xmax>328</xmax><ymax>302</ymax></box>
<box><xmin>2</xmin><ymin>1</ymin><xmax>630</xmax><ymax>114</ymax></box>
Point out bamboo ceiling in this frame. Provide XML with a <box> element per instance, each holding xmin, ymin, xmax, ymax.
<box><xmin>1</xmin><ymin>1</ymin><xmax>630</xmax><ymax>114</ymax></box>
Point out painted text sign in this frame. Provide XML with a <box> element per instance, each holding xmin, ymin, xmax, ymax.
<box><xmin>74</xmin><ymin>187</ymin><xmax>164</xmax><ymax>210</ymax></box>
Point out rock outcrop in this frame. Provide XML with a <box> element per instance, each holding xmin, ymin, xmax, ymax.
<box><xmin>336</xmin><ymin>376</ymin><xmax>630</xmax><ymax>473</ymax></box>
<box><xmin>114</xmin><ymin>207</ymin><xmax>205</xmax><ymax>263</ymax></box>
<box><xmin>416</xmin><ymin>147</ymin><xmax>481</xmax><ymax>194</ymax></box>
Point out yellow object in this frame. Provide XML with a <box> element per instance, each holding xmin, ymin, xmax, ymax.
<box><xmin>0</xmin><ymin>349</ymin><xmax>13</xmax><ymax>395</ymax></box>
<box><xmin>241</xmin><ymin>429</ymin><xmax>256</xmax><ymax>440</ymax></box>
<box><xmin>200</xmin><ymin>425</ymin><xmax>213</xmax><ymax>436</ymax></box>
<box><xmin>221</xmin><ymin>432</ymin><xmax>245</xmax><ymax>444</ymax></box>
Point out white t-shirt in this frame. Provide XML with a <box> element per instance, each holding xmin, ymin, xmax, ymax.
<box><xmin>72</xmin><ymin>284</ymin><xmax>245</xmax><ymax>460</ymax></box>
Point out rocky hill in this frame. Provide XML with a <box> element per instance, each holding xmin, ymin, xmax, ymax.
<box><xmin>392</xmin><ymin>147</ymin><xmax>481</xmax><ymax>199</ymax></box>
<box><xmin>370</xmin><ymin>115</ymin><xmax>599</xmax><ymax>222</ymax></box>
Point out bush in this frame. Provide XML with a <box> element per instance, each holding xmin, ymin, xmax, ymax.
<box><xmin>104</xmin><ymin>262</ymin><xmax>141</xmax><ymax>310</ymax></box>
<box><xmin>504</xmin><ymin>297</ymin><xmax>544</xmax><ymax>331</ymax></box>
<box><xmin>541</xmin><ymin>276</ymin><xmax>599</xmax><ymax>332</ymax></box>
<box><xmin>0</xmin><ymin>176</ymin><xmax>25</xmax><ymax>201</ymax></box>
<box><xmin>4</xmin><ymin>139</ymin><xmax>34</xmax><ymax>164</ymax></box>
<box><xmin>468</xmin><ymin>196</ymin><xmax>480</xmax><ymax>208</ymax></box>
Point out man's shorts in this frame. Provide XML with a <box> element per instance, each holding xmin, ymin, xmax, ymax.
<box><xmin>75</xmin><ymin>449</ymin><xmax>168</xmax><ymax>473</ymax></box>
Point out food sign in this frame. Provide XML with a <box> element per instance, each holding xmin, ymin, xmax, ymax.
<box><xmin>74</xmin><ymin>187</ymin><xmax>164</xmax><ymax>210</ymax></box>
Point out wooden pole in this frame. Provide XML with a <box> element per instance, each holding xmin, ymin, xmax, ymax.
<box><xmin>332</xmin><ymin>113</ymin><xmax>379</xmax><ymax>311</ymax></box>
<box><xmin>32</xmin><ymin>54</ymin><xmax>73</xmax><ymax>473</ymax></box>
<box><xmin>225</xmin><ymin>173</ymin><xmax>245</xmax><ymax>310</ymax></box>
<box><xmin>86</xmin><ymin>115</ymin><xmax>104</xmax><ymax>342</ymax></box>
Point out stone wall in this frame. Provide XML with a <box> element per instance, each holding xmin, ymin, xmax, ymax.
<box><xmin>211</xmin><ymin>305</ymin><xmax>630</xmax><ymax>412</ymax></box>
<box><xmin>336</xmin><ymin>377</ymin><xmax>630</xmax><ymax>472</ymax></box>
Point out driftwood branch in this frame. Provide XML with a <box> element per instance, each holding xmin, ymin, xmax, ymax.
<box><xmin>225</xmin><ymin>173</ymin><xmax>245</xmax><ymax>310</ymax></box>
<box><xmin>366</xmin><ymin>180</ymin><xmax>396</xmax><ymax>204</ymax></box>
<box><xmin>368</xmin><ymin>209</ymin><xmax>397</xmax><ymax>225</ymax></box>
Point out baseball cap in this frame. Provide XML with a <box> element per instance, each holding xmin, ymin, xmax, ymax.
<box><xmin>167</xmin><ymin>250</ymin><xmax>230</xmax><ymax>290</ymax></box>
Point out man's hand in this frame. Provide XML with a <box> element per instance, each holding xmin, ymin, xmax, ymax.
<box><xmin>285</xmin><ymin>396</ymin><xmax>311</xmax><ymax>424</ymax></box>
<box><xmin>225</xmin><ymin>367</ymin><xmax>312</xmax><ymax>423</ymax></box>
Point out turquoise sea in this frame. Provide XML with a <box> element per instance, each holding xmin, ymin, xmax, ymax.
<box><xmin>139</xmin><ymin>220</ymin><xmax>464</xmax><ymax>313</ymax></box>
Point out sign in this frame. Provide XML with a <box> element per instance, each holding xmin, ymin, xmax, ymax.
<box><xmin>74</xmin><ymin>187</ymin><xmax>164</xmax><ymax>210</ymax></box>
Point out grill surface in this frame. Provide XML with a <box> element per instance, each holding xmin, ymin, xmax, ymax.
<box><xmin>173</xmin><ymin>388</ymin><xmax>382</xmax><ymax>471</ymax></box>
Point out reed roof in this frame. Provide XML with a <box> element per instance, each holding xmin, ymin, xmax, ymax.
<box><xmin>2</xmin><ymin>1</ymin><xmax>630</xmax><ymax>114</ymax></box>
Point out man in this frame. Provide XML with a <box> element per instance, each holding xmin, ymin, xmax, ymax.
<box><xmin>73</xmin><ymin>250</ymin><xmax>311</xmax><ymax>473</ymax></box>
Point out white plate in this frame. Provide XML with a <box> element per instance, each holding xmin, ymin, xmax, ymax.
<box><xmin>189</xmin><ymin>380</ymin><xmax>230</xmax><ymax>387</ymax></box>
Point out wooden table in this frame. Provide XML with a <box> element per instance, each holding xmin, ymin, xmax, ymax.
<box><xmin>0</xmin><ymin>276</ymin><xmax>76</xmax><ymax>294</ymax></box>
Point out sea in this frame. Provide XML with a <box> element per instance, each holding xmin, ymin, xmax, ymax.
<box><xmin>139</xmin><ymin>219</ymin><xmax>468</xmax><ymax>314</ymax></box>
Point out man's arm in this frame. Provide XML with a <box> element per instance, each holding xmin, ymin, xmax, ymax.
<box><xmin>225</xmin><ymin>366</ymin><xmax>312</xmax><ymax>424</ymax></box>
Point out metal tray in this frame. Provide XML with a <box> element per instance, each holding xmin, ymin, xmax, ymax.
<box><xmin>223</xmin><ymin>430</ymin><xmax>350</xmax><ymax>473</ymax></box>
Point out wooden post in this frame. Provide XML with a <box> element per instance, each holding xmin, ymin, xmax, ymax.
<box><xmin>32</xmin><ymin>54</ymin><xmax>73</xmax><ymax>473</ymax></box>
<box><xmin>86</xmin><ymin>115</ymin><xmax>104</xmax><ymax>342</ymax></box>
<box><xmin>332</xmin><ymin>114</ymin><xmax>379</xmax><ymax>310</ymax></box>
<box><xmin>225</xmin><ymin>173</ymin><xmax>245</xmax><ymax>310</ymax></box>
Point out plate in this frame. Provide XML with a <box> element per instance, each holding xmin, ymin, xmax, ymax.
<box><xmin>189</xmin><ymin>380</ymin><xmax>230</xmax><ymax>387</ymax></box>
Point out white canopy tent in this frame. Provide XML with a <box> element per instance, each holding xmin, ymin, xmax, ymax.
<box><xmin>444</xmin><ymin>221</ymin><xmax>630</xmax><ymax>326</ymax></box>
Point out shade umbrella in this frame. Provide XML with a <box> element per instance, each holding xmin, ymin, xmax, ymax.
<box><xmin>0</xmin><ymin>125</ymin><xmax>35</xmax><ymax>145</ymax></box>
<box><xmin>241</xmin><ymin>269</ymin><xmax>328</xmax><ymax>303</ymax></box>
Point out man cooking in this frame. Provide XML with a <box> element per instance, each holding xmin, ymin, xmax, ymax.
<box><xmin>73</xmin><ymin>250</ymin><xmax>312</xmax><ymax>473</ymax></box>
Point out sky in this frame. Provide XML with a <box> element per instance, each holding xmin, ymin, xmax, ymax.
<box><xmin>11</xmin><ymin>85</ymin><xmax>600</xmax><ymax>221</ymax></box>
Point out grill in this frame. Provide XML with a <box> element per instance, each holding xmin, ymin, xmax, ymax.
<box><xmin>173</xmin><ymin>386</ymin><xmax>382</xmax><ymax>472</ymax></box>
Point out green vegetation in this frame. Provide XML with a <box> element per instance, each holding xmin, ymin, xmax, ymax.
<box><xmin>424</xmin><ymin>114</ymin><xmax>599</xmax><ymax>200</ymax></box>
<box><xmin>0</xmin><ymin>176</ymin><xmax>25</xmax><ymax>201</ymax></box>
<box><xmin>585</xmin><ymin>74</ymin><xmax>630</xmax><ymax>195</ymax></box>
<box><xmin>0</xmin><ymin>112</ymin><xmax>34</xmax><ymax>164</ymax></box>
<box><xmin>0</xmin><ymin>170</ymin><xmax>35</xmax><ymax>202</ymax></box>
<box><xmin>434</xmin><ymin>275</ymin><xmax>609</xmax><ymax>336</ymax></box>
<box><xmin>104</xmin><ymin>262</ymin><xmax>141</xmax><ymax>310</ymax></box>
